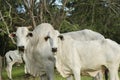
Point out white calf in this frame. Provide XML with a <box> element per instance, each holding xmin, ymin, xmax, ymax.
<box><xmin>47</xmin><ymin>30</ymin><xmax>120</xmax><ymax>80</ymax></box>
<box><xmin>5</xmin><ymin>50</ymin><xmax>23</xmax><ymax>79</ymax></box>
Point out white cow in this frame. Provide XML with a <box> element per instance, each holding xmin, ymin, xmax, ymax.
<box><xmin>63</xmin><ymin>29</ymin><xmax>105</xmax><ymax>41</ymax></box>
<box><xmin>5</xmin><ymin>50</ymin><xmax>23</xmax><ymax>80</ymax></box>
<box><xmin>63</xmin><ymin>29</ymin><xmax>105</xmax><ymax>80</ymax></box>
<box><xmin>9</xmin><ymin>23</ymin><xmax>106</xmax><ymax>80</ymax></box>
<box><xmin>9</xmin><ymin>26</ymin><xmax>33</xmax><ymax>76</ymax></box>
<box><xmin>10</xmin><ymin>23</ymin><xmax>55</xmax><ymax>80</ymax></box>
<box><xmin>46</xmin><ymin>30</ymin><xmax>120</xmax><ymax>80</ymax></box>
<box><xmin>45</xmin><ymin>29</ymin><xmax>106</xmax><ymax>80</ymax></box>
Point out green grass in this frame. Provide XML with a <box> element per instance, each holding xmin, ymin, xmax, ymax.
<box><xmin>1</xmin><ymin>64</ymin><xmax>101</xmax><ymax>80</ymax></box>
<box><xmin>2</xmin><ymin>64</ymin><xmax>25</xmax><ymax>80</ymax></box>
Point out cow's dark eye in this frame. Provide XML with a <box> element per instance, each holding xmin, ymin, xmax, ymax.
<box><xmin>27</xmin><ymin>33</ymin><xmax>33</xmax><ymax>37</ymax></box>
<box><xmin>58</xmin><ymin>35</ymin><xmax>64</xmax><ymax>40</ymax></box>
<box><xmin>44</xmin><ymin>36</ymin><xmax>50</xmax><ymax>41</ymax></box>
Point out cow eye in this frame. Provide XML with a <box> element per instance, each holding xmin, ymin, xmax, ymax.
<box><xmin>58</xmin><ymin>35</ymin><xmax>64</xmax><ymax>40</ymax></box>
<box><xmin>27</xmin><ymin>33</ymin><xmax>33</xmax><ymax>37</ymax></box>
<box><xmin>44</xmin><ymin>36</ymin><xmax>50</xmax><ymax>41</ymax></box>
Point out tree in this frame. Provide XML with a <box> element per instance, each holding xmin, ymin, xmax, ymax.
<box><xmin>67</xmin><ymin>0</ymin><xmax>120</xmax><ymax>43</ymax></box>
<box><xmin>0</xmin><ymin>0</ymin><xmax>70</xmax><ymax>53</ymax></box>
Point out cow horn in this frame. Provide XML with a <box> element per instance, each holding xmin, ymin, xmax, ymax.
<box><xmin>27</xmin><ymin>26</ymin><xmax>32</xmax><ymax>29</ymax></box>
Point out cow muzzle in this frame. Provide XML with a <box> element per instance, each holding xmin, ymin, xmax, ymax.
<box><xmin>52</xmin><ymin>48</ymin><xmax>57</xmax><ymax>53</ymax></box>
<box><xmin>18</xmin><ymin>46</ymin><xmax>25</xmax><ymax>52</ymax></box>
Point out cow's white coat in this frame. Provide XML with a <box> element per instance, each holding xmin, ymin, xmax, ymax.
<box><xmin>5</xmin><ymin>50</ymin><xmax>23</xmax><ymax>79</ymax></box>
<box><xmin>47</xmin><ymin>30</ymin><xmax>120</xmax><ymax>80</ymax></box>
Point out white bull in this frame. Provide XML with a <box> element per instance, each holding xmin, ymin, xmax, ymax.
<box><xmin>9</xmin><ymin>26</ymin><xmax>34</xmax><ymax>77</ymax></box>
<box><xmin>63</xmin><ymin>29</ymin><xmax>105</xmax><ymax>41</ymax></box>
<box><xmin>10</xmin><ymin>23</ymin><xmax>55</xmax><ymax>80</ymax></box>
<box><xmin>45</xmin><ymin>29</ymin><xmax>106</xmax><ymax>80</ymax></box>
<box><xmin>46</xmin><ymin>30</ymin><xmax>120</xmax><ymax>80</ymax></box>
<box><xmin>5</xmin><ymin>50</ymin><xmax>23</xmax><ymax>80</ymax></box>
<box><xmin>10</xmin><ymin>23</ymin><xmax>106</xmax><ymax>80</ymax></box>
<box><xmin>63</xmin><ymin>29</ymin><xmax>105</xmax><ymax>80</ymax></box>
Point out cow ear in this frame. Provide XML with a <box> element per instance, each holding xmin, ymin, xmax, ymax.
<box><xmin>27</xmin><ymin>32</ymin><xmax>33</xmax><ymax>37</ymax></box>
<box><xmin>58</xmin><ymin>35</ymin><xmax>64</xmax><ymax>40</ymax></box>
<box><xmin>27</xmin><ymin>26</ymin><xmax>32</xmax><ymax>29</ymax></box>
<box><xmin>44</xmin><ymin>36</ymin><xmax>50</xmax><ymax>41</ymax></box>
<box><xmin>9</xmin><ymin>32</ymin><xmax>16</xmax><ymax>38</ymax></box>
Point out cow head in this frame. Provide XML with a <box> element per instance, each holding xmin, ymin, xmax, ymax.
<box><xmin>45</xmin><ymin>30</ymin><xmax>64</xmax><ymax>53</ymax></box>
<box><xmin>9</xmin><ymin>26</ymin><xmax>33</xmax><ymax>52</ymax></box>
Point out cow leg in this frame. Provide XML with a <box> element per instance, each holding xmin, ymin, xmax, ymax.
<box><xmin>46</xmin><ymin>61</ymin><xmax>54</xmax><ymax>80</ymax></box>
<box><xmin>40</xmin><ymin>74</ymin><xmax>48</xmax><ymax>80</ymax></box>
<box><xmin>114</xmin><ymin>68</ymin><xmax>119</xmax><ymax>80</ymax></box>
<box><xmin>24</xmin><ymin>65</ymin><xmax>27</xmax><ymax>74</ymax></box>
<box><xmin>93</xmin><ymin>71</ymin><xmax>103</xmax><ymax>80</ymax></box>
<box><xmin>6</xmin><ymin>63</ymin><xmax>13</xmax><ymax>80</ymax></box>
<box><xmin>66</xmin><ymin>75</ymin><xmax>73</xmax><ymax>80</ymax></box>
<box><xmin>108</xmin><ymin>65</ymin><xmax>119</xmax><ymax>80</ymax></box>
<box><xmin>24</xmin><ymin>65</ymin><xmax>31</xmax><ymax>78</ymax></box>
<box><xmin>73</xmin><ymin>67</ymin><xmax>81</xmax><ymax>80</ymax></box>
<box><xmin>23</xmin><ymin>54</ymin><xmax>28</xmax><ymax>74</ymax></box>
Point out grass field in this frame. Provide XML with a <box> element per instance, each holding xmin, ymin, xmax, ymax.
<box><xmin>1</xmin><ymin>64</ymin><xmax>99</xmax><ymax>80</ymax></box>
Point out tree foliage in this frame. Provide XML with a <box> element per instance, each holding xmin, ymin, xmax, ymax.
<box><xmin>0</xmin><ymin>0</ymin><xmax>120</xmax><ymax>54</ymax></box>
<box><xmin>67</xmin><ymin>0</ymin><xmax>120</xmax><ymax>42</ymax></box>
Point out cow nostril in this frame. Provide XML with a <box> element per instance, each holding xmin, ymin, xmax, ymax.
<box><xmin>52</xmin><ymin>48</ymin><xmax>57</xmax><ymax>52</ymax></box>
<box><xmin>18</xmin><ymin>46</ymin><xmax>25</xmax><ymax>52</ymax></box>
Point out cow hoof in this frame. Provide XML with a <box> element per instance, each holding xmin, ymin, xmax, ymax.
<box><xmin>24</xmin><ymin>73</ymin><xmax>31</xmax><ymax>78</ymax></box>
